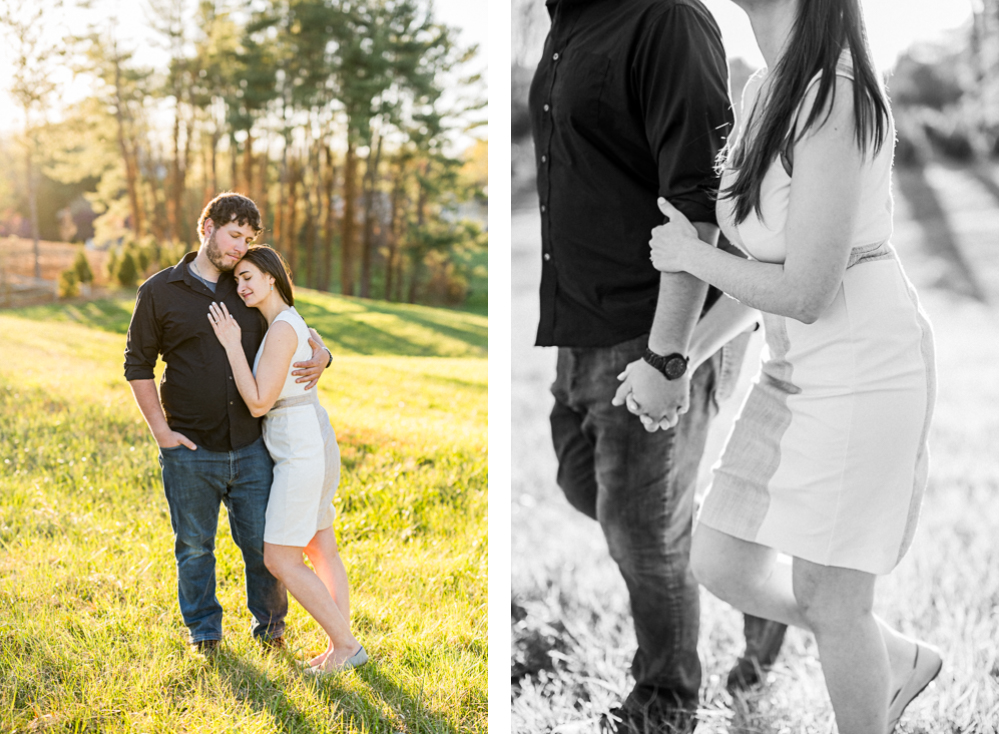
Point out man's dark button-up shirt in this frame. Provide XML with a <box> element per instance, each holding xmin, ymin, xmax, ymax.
<box><xmin>124</xmin><ymin>252</ymin><xmax>267</xmax><ymax>452</ymax></box>
<box><xmin>530</xmin><ymin>0</ymin><xmax>733</xmax><ymax>347</ymax></box>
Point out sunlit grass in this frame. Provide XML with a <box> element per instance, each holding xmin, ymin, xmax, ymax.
<box><xmin>511</xmin><ymin>289</ymin><xmax>999</xmax><ymax>733</ymax></box>
<box><xmin>0</xmin><ymin>298</ymin><xmax>486</xmax><ymax>733</ymax></box>
<box><xmin>8</xmin><ymin>288</ymin><xmax>487</xmax><ymax>360</ymax></box>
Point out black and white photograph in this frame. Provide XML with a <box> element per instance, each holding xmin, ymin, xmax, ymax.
<box><xmin>511</xmin><ymin>1</ymin><xmax>999</xmax><ymax>732</ymax></box>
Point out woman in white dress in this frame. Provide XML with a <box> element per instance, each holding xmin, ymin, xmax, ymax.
<box><xmin>647</xmin><ymin>0</ymin><xmax>939</xmax><ymax>731</ymax></box>
<box><xmin>207</xmin><ymin>245</ymin><xmax>366</xmax><ymax>673</ymax></box>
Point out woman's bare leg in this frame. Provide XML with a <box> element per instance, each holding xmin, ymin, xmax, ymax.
<box><xmin>692</xmin><ymin>524</ymin><xmax>921</xmax><ymax>729</ymax></box>
<box><xmin>264</xmin><ymin>541</ymin><xmax>360</xmax><ymax>669</ymax></box>
<box><xmin>305</xmin><ymin>528</ymin><xmax>351</xmax><ymax>622</ymax></box>
<box><xmin>300</xmin><ymin>528</ymin><xmax>354</xmax><ymax>667</ymax></box>
<box><xmin>792</xmin><ymin>559</ymin><xmax>887</xmax><ymax>732</ymax></box>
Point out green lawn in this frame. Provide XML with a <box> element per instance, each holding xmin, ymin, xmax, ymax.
<box><xmin>0</xmin><ymin>294</ymin><xmax>487</xmax><ymax>733</ymax></box>
<box><xmin>9</xmin><ymin>288</ymin><xmax>486</xmax><ymax>359</ymax></box>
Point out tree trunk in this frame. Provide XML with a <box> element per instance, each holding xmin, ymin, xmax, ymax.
<box><xmin>340</xmin><ymin>134</ymin><xmax>358</xmax><ymax>297</ymax></box>
<box><xmin>229</xmin><ymin>133</ymin><xmax>238</xmax><ymax>193</ymax></box>
<box><xmin>180</xmin><ymin>112</ymin><xmax>193</xmax><ymax>242</ymax></box>
<box><xmin>308</xmin><ymin>137</ymin><xmax>323</xmax><ymax>289</ymax></box>
<box><xmin>359</xmin><ymin>128</ymin><xmax>383</xmax><ymax>299</ymax></box>
<box><xmin>210</xmin><ymin>129</ymin><xmax>219</xmax><ymax>195</ymax></box>
<box><xmin>258</xmin><ymin>141</ymin><xmax>269</xmax><ymax>226</ymax></box>
<box><xmin>384</xmin><ymin>158</ymin><xmax>404</xmax><ymax>301</ymax></box>
<box><xmin>146</xmin><ymin>150</ymin><xmax>168</xmax><ymax>243</ymax></box>
<box><xmin>406</xmin><ymin>162</ymin><xmax>429</xmax><ymax>304</ymax></box>
<box><xmin>25</xmin><ymin>141</ymin><xmax>40</xmax><ymax>280</ymax></box>
<box><xmin>406</xmin><ymin>253</ymin><xmax>421</xmax><ymax>304</ymax></box>
<box><xmin>167</xmin><ymin>104</ymin><xmax>181</xmax><ymax>243</ymax></box>
<box><xmin>114</xmin><ymin>60</ymin><xmax>143</xmax><ymax>238</ymax></box>
<box><xmin>243</xmin><ymin>130</ymin><xmax>254</xmax><ymax>198</ymax></box>
<box><xmin>394</xmin><ymin>253</ymin><xmax>405</xmax><ymax>302</ymax></box>
<box><xmin>286</xmin><ymin>157</ymin><xmax>299</xmax><ymax>278</ymax></box>
<box><xmin>201</xmin><ymin>133</ymin><xmax>210</xmax><ymax>211</ymax></box>
<box><xmin>274</xmin><ymin>133</ymin><xmax>289</xmax><ymax>259</ymax></box>
<box><xmin>302</xmin><ymin>164</ymin><xmax>316</xmax><ymax>288</ymax></box>
<box><xmin>321</xmin><ymin>143</ymin><xmax>336</xmax><ymax>292</ymax></box>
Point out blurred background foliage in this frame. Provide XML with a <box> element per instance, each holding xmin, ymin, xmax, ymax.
<box><xmin>0</xmin><ymin>0</ymin><xmax>487</xmax><ymax>309</ymax></box>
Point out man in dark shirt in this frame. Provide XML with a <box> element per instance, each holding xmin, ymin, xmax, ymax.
<box><xmin>529</xmin><ymin>0</ymin><xmax>785</xmax><ymax>729</ymax></box>
<box><xmin>124</xmin><ymin>192</ymin><xmax>331</xmax><ymax>652</ymax></box>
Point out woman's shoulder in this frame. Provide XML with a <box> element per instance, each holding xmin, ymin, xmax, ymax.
<box><xmin>272</xmin><ymin>308</ymin><xmax>311</xmax><ymax>348</ymax></box>
<box><xmin>273</xmin><ymin>308</ymin><xmax>308</xmax><ymax>331</ymax></box>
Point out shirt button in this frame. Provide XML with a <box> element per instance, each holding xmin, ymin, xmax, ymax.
<box><xmin>553</xmin><ymin>52</ymin><xmax>559</xmax><ymax>61</ymax></box>
<box><xmin>540</xmin><ymin>204</ymin><xmax>547</xmax><ymax>213</ymax></box>
<box><xmin>229</xmin><ymin>401</ymin><xmax>233</xmax><ymax>405</ymax></box>
<box><xmin>543</xmin><ymin>103</ymin><xmax>550</xmax><ymax>112</ymax></box>
<box><xmin>541</xmin><ymin>155</ymin><xmax>547</xmax><ymax>163</ymax></box>
<box><xmin>543</xmin><ymin>253</ymin><xmax>552</xmax><ymax>261</ymax></box>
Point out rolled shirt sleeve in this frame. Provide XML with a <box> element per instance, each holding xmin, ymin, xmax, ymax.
<box><xmin>635</xmin><ymin>3</ymin><xmax>732</xmax><ymax>224</ymax></box>
<box><xmin>123</xmin><ymin>281</ymin><xmax>161</xmax><ymax>381</ymax></box>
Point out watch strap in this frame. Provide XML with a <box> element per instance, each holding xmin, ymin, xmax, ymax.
<box><xmin>642</xmin><ymin>349</ymin><xmax>689</xmax><ymax>380</ymax></box>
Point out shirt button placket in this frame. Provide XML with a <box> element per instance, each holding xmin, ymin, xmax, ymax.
<box><xmin>540</xmin><ymin>45</ymin><xmax>561</xmax><ymax>308</ymax></box>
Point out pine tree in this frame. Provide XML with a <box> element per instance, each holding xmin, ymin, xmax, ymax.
<box><xmin>73</xmin><ymin>248</ymin><xmax>94</xmax><ymax>285</ymax></box>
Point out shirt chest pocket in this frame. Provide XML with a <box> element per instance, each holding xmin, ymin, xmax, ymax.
<box><xmin>551</xmin><ymin>53</ymin><xmax>611</xmax><ymax>129</ymax></box>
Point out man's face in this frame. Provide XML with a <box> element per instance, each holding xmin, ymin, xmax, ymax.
<box><xmin>204</xmin><ymin>218</ymin><xmax>257</xmax><ymax>272</ymax></box>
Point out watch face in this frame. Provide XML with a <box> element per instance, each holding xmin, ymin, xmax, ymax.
<box><xmin>664</xmin><ymin>355</ymin><xmax>688</xmax><ymax>380</ymax></box>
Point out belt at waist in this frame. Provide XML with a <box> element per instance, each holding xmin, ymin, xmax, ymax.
<box><xmin>271</xmin><ymin>392</ymin><xmax>319</xmax><ymax>411</ymax></box>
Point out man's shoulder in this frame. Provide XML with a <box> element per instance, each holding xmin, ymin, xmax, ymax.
<box><xmin>628</xmin><ymin>0</ymin><xmax>719</xmax><ymax>28</ymax></box>
<box><xmin>138</xmin><ymin>262</ymin><xmax>184</xmax><ymax>294</ymax></box>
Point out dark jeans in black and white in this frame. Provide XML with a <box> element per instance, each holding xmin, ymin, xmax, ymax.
<box><xmin>549</xmin><ymin>333</ymin><xmax>722</xmax><ymax>711</ymax></box>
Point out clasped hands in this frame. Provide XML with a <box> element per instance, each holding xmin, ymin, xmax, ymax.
<box><xmin>612</xmin><ymin>359</ymin><xmax>691</xmax><ymax>433</ymax></box>
<box><xmin>609</xmin><ymin>198</ymin><xmax>704</xmax><ymax>432</ymax></box>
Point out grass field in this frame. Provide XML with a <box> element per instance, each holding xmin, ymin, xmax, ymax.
<box><xmin>510</xmin><ymin>159</ymin><xmax>999</xmax><ymax>733</ymax></box>
<box><xmin>0</xmin><ymin>289</ymin><xmax>487</xmax><ymax>733</ymax></box>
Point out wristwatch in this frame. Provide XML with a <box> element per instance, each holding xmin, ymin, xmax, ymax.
<box><xmin>642</xmin><ymin>348</ymin><xmax>689</xmax><ymax>380</ymax></box>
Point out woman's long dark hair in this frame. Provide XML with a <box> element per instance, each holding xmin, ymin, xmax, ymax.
<box><xmin>241</xmin><ymin>245</ymin><xmax>294</xmax><ymax>307</ymax></box>
<box><xmin>723</xmin><ymin>0</ymin><xmax>890</xmax><ymax>224</ymax></box>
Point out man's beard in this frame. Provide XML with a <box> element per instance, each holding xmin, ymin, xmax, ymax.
<box><xmin>205</xmin><ymin>230</ymin><xmax>236</xmax><ymax>272</ymax></box>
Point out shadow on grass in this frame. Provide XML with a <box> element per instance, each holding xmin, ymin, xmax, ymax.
<box><xmin>894</xmin><ymin>163</ymin><xmax>987</xmax><ymax>303</ymax></box>
<box><xmin>966</xmin><ymin>160</ymin><xmax>1000</xmax><ymax>203</ymax></box>
<box><xmin>314</xmin><ymin>658</ymin><xmax>467</xmax><ymax>734</ymax></box>
<box><xmin>4</xmin><ymin>292</ymin><xmax>487</xmax><ymax>358</ymax></box>
<box><xmin>295</xmin><ymin>298</ymin><xmax>487</xmax><ymax>358</ymax></box>
<box><xmin>209</xmin><ymin>651</ymin><xmax>321</xmax><ymax>732</ymax></box>
<box><xmin>6</xmin><ymin>298</ymin><xmax>136</xmax><ymax>334</ymax></box>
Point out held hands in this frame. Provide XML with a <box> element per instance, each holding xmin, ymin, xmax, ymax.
<box><xmin>291</xmin><ymin>328</ymin><xmax>329</xmax><ymax>390</ymax></box>
<box><xmin>649</xmin><ymin>198</ymin><xmax>700</xmax><ymax>273</ymax></box>
<box><xmin>611</xmin><ymin>358</ymin><xmax>691</xmax><ymax>433</ymax></box>
<box><xmin>207</xmin><ymin>302</ymin><xmax>242</xmax><ymax>350</ymax></box>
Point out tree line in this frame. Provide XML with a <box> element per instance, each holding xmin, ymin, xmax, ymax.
<box><xmin>0</xmin><ymin>0</ymin><xmax>487</xmax><ymax>306</ymax></box>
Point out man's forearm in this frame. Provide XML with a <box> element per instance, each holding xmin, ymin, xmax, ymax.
<box><xmin>647</xmin><ymin>222</ymin><xmax>718</xmax><ymax>356</ymax></box>
<box><xmin>129</xmin><ymin>379</ymin><xmax>171</xmax><ymax>444</ymax></box>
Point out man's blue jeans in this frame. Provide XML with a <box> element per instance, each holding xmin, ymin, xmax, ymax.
<box><xmin>159</xmin><ymin>437</ymin><xmax>287</xmax><ymax>644</ymax></box>
<box><xmin>550</xmin><ymin>333</ymin><xmax>721</xmax><ymax>711</ymax></box>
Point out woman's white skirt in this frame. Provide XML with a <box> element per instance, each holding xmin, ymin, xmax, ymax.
<box><xmin>262</xmin><ymin>392</ymin><xmax>340</xmax><ymax>546</ymax></box>
<box><xmin>699</xmin><ymin>253</ymin><xmax>936</xmax><ymax>574</ymax></box>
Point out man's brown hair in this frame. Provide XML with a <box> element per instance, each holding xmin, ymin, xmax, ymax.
<box><xmin>197</xmin><ymin>192</ymin><xmax>263</xmax><ymax>239</ymax></box>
